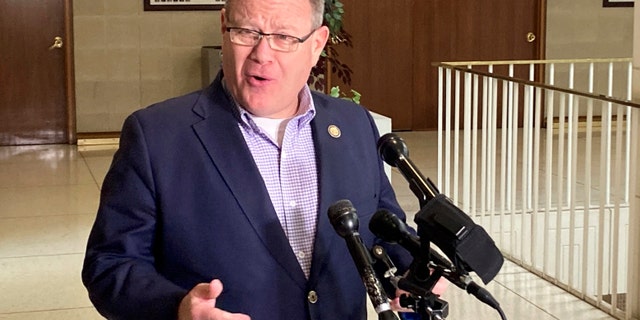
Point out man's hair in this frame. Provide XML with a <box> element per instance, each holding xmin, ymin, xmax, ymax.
<box><xmin>224</xmin><ymin>0</ymin><xmax>325</xmax><ymax>29</ymax></box>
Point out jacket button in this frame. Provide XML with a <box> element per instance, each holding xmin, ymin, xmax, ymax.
<box><xmin>307</xmin><ymin>290</ymin><xmax>318</xmax><ymax>304</ymax></box>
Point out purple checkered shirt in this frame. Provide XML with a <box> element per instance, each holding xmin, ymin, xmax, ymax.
<box><xmin>226</xmin><ymin>83</ymin><xmax>319</xmax><ymax>278</ymax></box>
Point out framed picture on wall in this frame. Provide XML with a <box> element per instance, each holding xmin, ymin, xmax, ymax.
<box><xmin>143</xmin><ymin>0</ymin><xmax>225</xmax><ymax>11</ymax></box>
<box><xmin>603</xmin><ymin>0</ymin><xmax>634</xmax><ymax>7</ymax></box>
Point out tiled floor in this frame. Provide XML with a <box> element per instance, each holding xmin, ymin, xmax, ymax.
<box><xmin>0</xmin><ymin>132</ymin><xmax>615</xmax><ymax>320</ymax></box>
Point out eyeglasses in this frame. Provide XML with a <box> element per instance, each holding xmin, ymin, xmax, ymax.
<box><xmin>226</xmin><ymin>27</ymin><xmax>317</xmax><ymax>52</ymax></box>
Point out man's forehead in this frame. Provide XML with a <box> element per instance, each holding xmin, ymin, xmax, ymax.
<box><xmin>227</xmin><ymin>2</ymin><xmax>312</xmax><ymax>30</ymax></box>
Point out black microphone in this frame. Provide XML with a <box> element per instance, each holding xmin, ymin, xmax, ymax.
<box><xmin>370</xmin><ymin>209</ymin><xmax>462</xmax><ymax>272</ymax></box>
<box><xmin>369</xmin><ymin>209</ymin><xmax>423</xmax><ymax>257</ymax></box>
<box><xmin>328</xmin><ymin>200</ymin><xmax>399</xmax><ymax>320</ymax></box>
<box><xmin>377</xmin><ymin>133</ymin><xmax>439</xmax><ymax>207</ymax></box>
<box><xmin>377</xmin><ymin>133</ymin><xmax>504</xmax><ymax>284</ymax></box>
<box><xmin>370</xmin><ymin>209</ymin><xmax>503</xmax><ymax>312</ymax></box>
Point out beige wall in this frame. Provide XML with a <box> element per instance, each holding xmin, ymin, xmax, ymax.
<box><xmin>546</xmin><ymin>0</ymin><xmax>633</xmax><ymax>59</ymax></box>
<box><xmin>73</xmin><ymin>0</ymin><xmax>635</xmax><ymax>133</ymax></box>
<box><xmin>635</xmin><ymin>3</ymin><xmax>640</xmax><ymax>102</ymax></box>
<box><xmin>73</xmin><ymin>0</ymin><xmax>222</xmax><ymax>132</ymax></box>
<box><xmin>629</xmin><ymin>3</ymin><xmax>640</xmax><ymax>319</ymax></box>
<box><xmin>545</xmin><ymin>0</ymin><xmax>634</xmax><ymax>102</ymax></box>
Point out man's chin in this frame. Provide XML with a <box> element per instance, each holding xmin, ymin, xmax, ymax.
<box><xmin>241</xmin><ymin>102</ymin><xmax>277</xmax><ymax>117</ymax></box>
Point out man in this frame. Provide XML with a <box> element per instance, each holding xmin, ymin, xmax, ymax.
<box><xmin>82</xmin><ymin>0</ymin><xmax>414</xmax><ymax>319</ymax></box>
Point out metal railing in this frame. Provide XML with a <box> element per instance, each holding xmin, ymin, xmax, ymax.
<box><xmin>435</xmin><ymin>59</ymin><xmax>638</xmax><ymax>319</ymax></box>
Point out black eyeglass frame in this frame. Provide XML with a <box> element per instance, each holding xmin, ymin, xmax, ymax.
<box><xmin>225</xmin><ymin>27</ymin><xmax>317</xmax><ymax>51</ymax></box>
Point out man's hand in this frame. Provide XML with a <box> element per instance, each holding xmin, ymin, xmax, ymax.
<box><xmin>390</xmin><ymin>277</ymin><xmax>449</xmax><ymax>312</ymax></box>
<box><xmin>178</xmin><ymin>279</ymin><xmax>251</xmax><ymax>320</ymax></box>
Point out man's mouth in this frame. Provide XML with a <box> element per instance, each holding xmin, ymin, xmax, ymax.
<box><xmin>246</xmin><ymin>74</ymin><xmax>272</xmax><ymax>86</ymax></box>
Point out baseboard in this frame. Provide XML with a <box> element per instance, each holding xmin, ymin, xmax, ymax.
<box><xmin>77</xmin><ymin>132</ymin><xmax>120</xmax><ymax>146</ymax></box>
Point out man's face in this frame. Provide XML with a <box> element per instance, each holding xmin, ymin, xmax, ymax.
<box><xmin>220</xmin><ymin>0</ymin><xmax>329</xmax><ymax>118</ymax></box>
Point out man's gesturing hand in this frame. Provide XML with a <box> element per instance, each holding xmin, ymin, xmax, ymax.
<box><xmin>178</xmin><ymin>279</ymin><xmax>251</xmax><ymax>320</ymax></box>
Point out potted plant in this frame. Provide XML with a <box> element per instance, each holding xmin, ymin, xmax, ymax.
<box><xmin>309</xmin><ymin>0</ymin><xmax>360</xmax><ymax>103</ymax></box>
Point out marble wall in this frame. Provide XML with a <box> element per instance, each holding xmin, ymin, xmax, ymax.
<box><xmin>73</xmin><ymin>0</ymin><xmax>221</xmax><ymax>132</ymax></box>
<box><xmin>72</xmin><ymin>0</ymin><xmax>635</xmax><ymax>134</ymax></box>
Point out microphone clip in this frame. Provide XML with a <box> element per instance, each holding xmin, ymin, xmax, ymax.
<box><xmin>371</xmin><ymin>244</ymin><xmax>450</xmax><ymax>320</ymax></box>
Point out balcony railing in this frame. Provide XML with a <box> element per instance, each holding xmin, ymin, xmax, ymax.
<box><xmin>435</xmin><ymin>58</ymin><xmax>638</xmax><ymax>319</ymax></box>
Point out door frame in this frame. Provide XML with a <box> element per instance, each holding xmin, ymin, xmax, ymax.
<box><xmin>331</xmin><ymin>0</ymin><xmax>547</xmax><ymax>131</ymax></box>
<box><xmin>63</xmin><ymin>0</ymin><xmax>77</xmax><ymax>144</ymax></box>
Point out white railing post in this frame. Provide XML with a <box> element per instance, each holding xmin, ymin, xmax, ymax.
<box><xmin>463</xmin><ymin>71</ymin><xmax>472</xmax><ymax>212</ymax></box>
<box><xmin>454</xmin><ymin>70</ymin><xmax>461</xmax><ymax>202</ymax></box>
<box><xmin>544</xmin><ymin>64</ymin><xmax>556</xmax><ymax>276</ymax></box>
<box><xmin>436</xmin><ymin>58</ymin><xmax>635</xmax><ymax>320</ymax></box>
<box><xmin>438</xmin><ymin>67</ymin><xmax>443</xmax><ymax>189</ymax></box>
<box><xmin>567</xmin><ymin>63</ymin><xmax>575</xmax><ymax>205</ymax></box>
<box><xmin>627</xmin><ymin>108</ymin><xmax>639</xmax><ymax>320</ymax></box>
<box><xmin>471</xmin><ymin>74</ymin><xmax>480</xmax><ymax>217</ymax></box>
<box><xmin>445</xmin><ymin>68</ymin><xmax>452</xmax><ymax>196</ymax></box>
<box><xmin>481</xmin><ymin>75</ymin><xmax>489</xmax><ymax>217</ymax></box>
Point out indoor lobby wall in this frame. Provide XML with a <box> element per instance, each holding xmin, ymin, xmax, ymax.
<box><xmin>629</xmin><ymin>3</ymin><xmax>640</xmax><ymax>319</ymax></box>
<box><xmin>72</xmin><ymin>0</ymin><xmax>634</xmax><ymax>133</ymax></box>
<box><xmin>545</xmin><ymin>0</ymin><xmax>633</xmax><ymax>100</ymax></box>
<box><xmin>546</xmin><ymin>0</ymin><xmax>633</xmax><ymax>59</ymax></box>
<box><xmin>73</xmin><ymin>0</ymin><xmax>221</xmax><ymax>133</ymax></box>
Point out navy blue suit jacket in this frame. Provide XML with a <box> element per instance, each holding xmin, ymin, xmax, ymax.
<box><xmin>82</xmin><ymin>73</ymin><xmax>413</xmax><ymax>320</ymax></box>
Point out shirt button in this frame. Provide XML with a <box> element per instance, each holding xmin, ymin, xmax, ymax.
<box><xmin>289</xmin><ymin>200</ymin><xmax>297</xmax><ymax>208</ymax></box>
<box><xmin>297</xmin><ymin>251</ymin><xmax>306</xmax><ymax>259</ymax></box>
<box><xmin>307</xmin><ymin>290</ymin><xmax>318</xmax><ymax>304</ymax></box>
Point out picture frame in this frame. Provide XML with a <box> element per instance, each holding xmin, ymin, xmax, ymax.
<box><xmin>602</xmin><ymin>0</ymin><xmax>634</xmax><ymax>7</ymax></box>
<box><xmin>143</xmin><ymin>0</ymin><xmax>225</xmax><ymax>11</ymax></box>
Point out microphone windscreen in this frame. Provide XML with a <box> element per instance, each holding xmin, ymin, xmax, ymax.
<box><xmin>369</xmin><ymin>209</ymin><xmax>407</xmax><ymax>244</ymax></box>
<box><xmin>328</xmin><ymin>199</ymin><xmax>359</xmax><ymax>238</ymax></box>
<box><xmin>377</xmin><ymin>133</ymin><xmax>408</xmax><ymax>166</ymax></box>
<box><xmin>415</xmin><ymin>194</ymin><xmax>503</xmax><ymax>283</ymax></box>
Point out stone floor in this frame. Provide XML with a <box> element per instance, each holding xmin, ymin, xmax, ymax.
<box><xmin>0</xmin><ymin>131</ymin><xmax>615</xmax><ymax>319</ymax></box>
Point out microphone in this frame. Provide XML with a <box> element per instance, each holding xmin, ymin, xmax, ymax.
<box><xmin>328</xmin><ymin>200</ymin><xmax>399</xmax><ymax>320</ymax></box>
<box><xmin>370</xmin><ymin>209</ymin><xmax>464</xmax><ymax>272</ymax></box>
<box><xmin>376</xmin><ymin>133</ymin><xmax>503</xmax><ymax>284</ymax></box>
<box><xmin>370</xmin><ymin>209</ymin><xmax>450</xmax><ymax>271</ymax></box>
<box><xmin>377</xmin><ymin>133</ymin><xmax>438</xmax><ymax>207</ymax></box>
<box><xmin>370</xmin><ymin>209</ymin><xmax>503</xmax><ymax>312</ymax></box>
<box><xmin>369</xmin><ymin>209</ymin><xmax>423</xmax><ymax>257</ymax></box>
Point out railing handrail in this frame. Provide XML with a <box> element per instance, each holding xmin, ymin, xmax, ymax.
<box><xmin>436</xmin><ymin>59</ymin><xmax>637</xmax><ymax>319</ymax></box>
<box><xmin>434</xmin><ymin>57</ymin><xmax>632</xmax><ymax>67</ymax></box>
<box><xmin>437</xmin><ymin>63</ymin><xmax>640</xmax><ymax>109</ymax></box>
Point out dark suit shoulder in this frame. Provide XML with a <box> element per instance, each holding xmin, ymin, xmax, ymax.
<box><xmin>134</xmin><ymin>90</ymin><xmax>204</xmax><ymax>120</ymax></box>
<box><xmin>311</xmin><ymin>90</ymin><xmax>363</xmax><ymax>109</ymax></box>
<box><xmin>310</xmin><ymin>90</ymin><xmax>373</xmax><ymax>123</ymax></box>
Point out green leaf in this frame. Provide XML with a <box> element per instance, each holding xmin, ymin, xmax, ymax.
<box><xmin>330</xmin><ymin>86</ymin><xmax>341</xmax><ymax>98</ymax></box>
<box><xmin>350</xmin><ymin>90</ymin><xmax>361</xmax><ymax>104</ymax></box>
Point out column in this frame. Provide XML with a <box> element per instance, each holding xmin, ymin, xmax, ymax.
<box><xmin>628</xmin><ymin>3</ymin><xmax>640</xmax><ymax>319</ymax></box>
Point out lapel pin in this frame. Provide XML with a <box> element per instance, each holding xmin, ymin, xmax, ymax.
<box><xmin>327</xmin><ymin>125</ymin><xmax>341</xmax><ymax>138</ymax></box>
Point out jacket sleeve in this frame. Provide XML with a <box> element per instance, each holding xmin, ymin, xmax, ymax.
<box><xmin>82</xmin><ymin>114</ymin><xmax>188</xmax><ymax>320</ymax></box>
<box><xmin>362</xmin><ymin>108</ymin><xmax>417</xmax><ymax>295</ymax></box>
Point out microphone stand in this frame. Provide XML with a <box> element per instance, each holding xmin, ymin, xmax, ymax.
<box><xmin>373</xmin><ymin>231</ymin><xmax>506</xmax><ymax>320</ymax></box>
<box><xmin>394</xmin><ymin>269</ymin><xmax>449</xmax><ymax>320</ymax></box>
<box><xmin>374</xmin><ymin>133</ymin><xmax>507</xmax><ymax>320</ymax></box>
<box><xmin>373</xmin><ymin>245</ymin><xmax>449</xmax><ymax>320</ymax></box>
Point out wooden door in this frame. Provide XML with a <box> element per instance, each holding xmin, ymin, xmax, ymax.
<box><xmin>0</xmin><ymin>0</ymin><xmax>75</xmax><ymax>145</ymax></box>
<box><xmin>327</xmin><ymin>1</ymin><xmax>415</xmax><ymax>130</ymax></box>
<box><xmin>332</xmin><ymin>0</ymin><xmax>545</xmax><ymax>130</ymax></box>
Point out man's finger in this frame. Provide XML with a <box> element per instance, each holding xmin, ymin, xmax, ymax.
<box><xmin>211</xmin><ymin>308</ymin><xmax>252</xmax><ymax>320</ymax></box>
<box><xmin>209</xmin><ymin>279</ymin><xmax>224</xmax><ymax>299</ymax></box>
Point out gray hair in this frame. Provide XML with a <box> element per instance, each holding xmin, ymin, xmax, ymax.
<box><xmin>224</xmin><ymin>0</ymin><xmax>325</xmax><ymax>29</ymax></box>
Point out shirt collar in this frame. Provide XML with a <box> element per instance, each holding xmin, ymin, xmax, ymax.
<box><xmin>221</xmin><ymin>78</ymin><xmax>316</xmax><ymax>135</ymax></box>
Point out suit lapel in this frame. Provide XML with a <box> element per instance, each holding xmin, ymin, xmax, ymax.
<box><xmin>191</xmin><ymin>78</ymin><xmax>307</xmax><ymax>288</ymax></box>
<box><xmin>308</xmin><ymin>97</ymin><xmax>350</xmax><ymax>284</ymax></box>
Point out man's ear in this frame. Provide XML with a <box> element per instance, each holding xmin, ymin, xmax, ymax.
<box><xmin>311</xmin><ymin>25</ymin><xmax>330</xmax><ymax>64</ymax></box>
<box><xmin>220</xmin><ymin>8</ymin><xmax>227</xmax><ymax>34</ymax></box>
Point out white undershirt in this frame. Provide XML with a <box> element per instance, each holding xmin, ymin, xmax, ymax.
<box><xmin>251</xmin><ymin>116</ymin><xmax>291</xmax><ymax>147</ymax></box>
